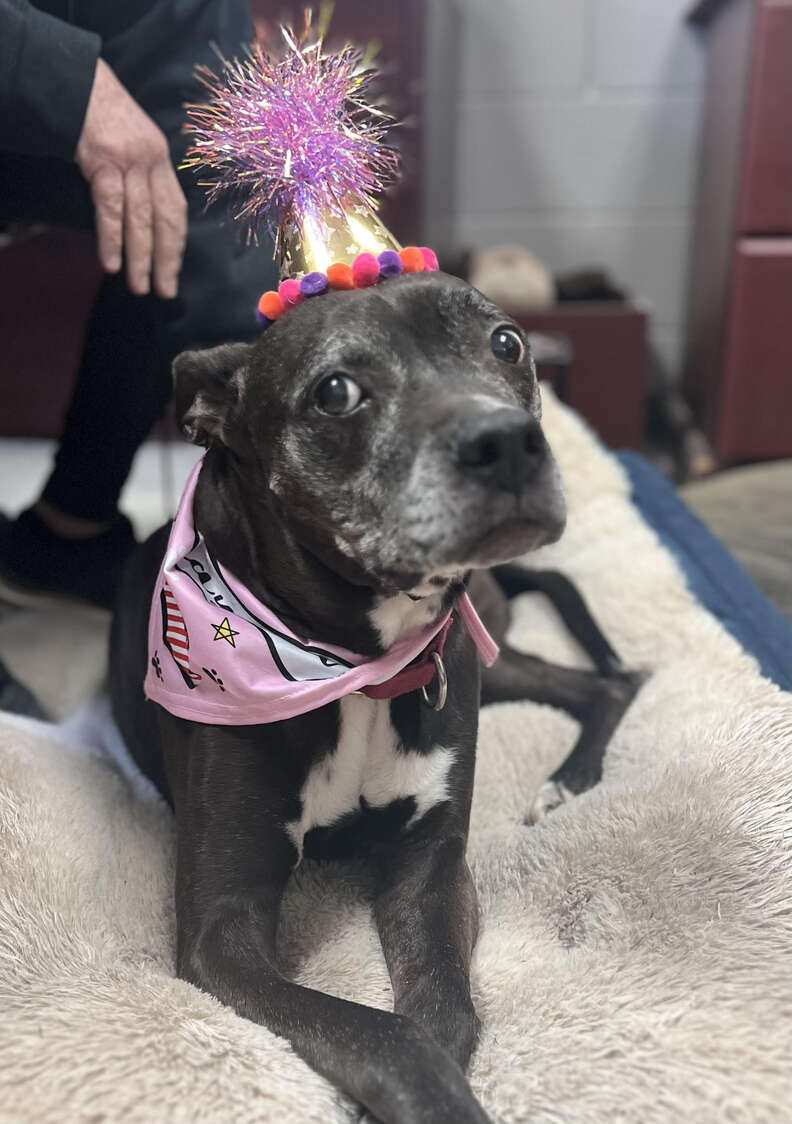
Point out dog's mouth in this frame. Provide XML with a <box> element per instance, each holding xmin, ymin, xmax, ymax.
<box><xmin>425</xmin><ymin>469</ymin><xmax>568</xmax><ymax>573</ymax></box>
<box><xmin>392</xmin><ymin>439</ymin><xmax>568</xmax><ymax>578</ymax></box>
<box><xmin>462</xmin><ymin>513</ymin><xmax>563</xmax><ymax>568</ymax></box>
<box><xmin>402</xmin><ymin>515</ymin><xmax>559</xmax><ymax>598</ymax></box>
<box><xmin>391</xmin><ymin>505</ymin><xmax>566</xmax><ymax>594</ymax></box>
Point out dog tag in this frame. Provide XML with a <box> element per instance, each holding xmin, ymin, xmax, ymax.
<box><xmin>421</xmin><ymin>652</ymin><xmax>448</xmax><ymax>712</ymax></box>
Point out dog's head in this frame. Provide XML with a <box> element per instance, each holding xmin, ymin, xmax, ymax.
<box><xmin>174</xmin><ymin>272</ymin><xmax>566</xmax><ymax>592</ymax></box>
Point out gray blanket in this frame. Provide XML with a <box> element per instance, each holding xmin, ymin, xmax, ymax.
<box><xmin>1</xmin><ymin>391</ymin><xmax>790</xmax><ymax>1124</ymax></box>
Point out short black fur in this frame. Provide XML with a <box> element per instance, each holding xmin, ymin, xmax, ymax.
<box><xmin>111</xmin><ymin>271</ymin><xmax>639</xmax><ymax>1124</ymax></box>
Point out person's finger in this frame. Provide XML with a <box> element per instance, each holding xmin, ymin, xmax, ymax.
<box><xmin>150</xmin><ymin>160</ymin><xmax>187</xmax><ymax>300</ymax></box>
<box><xmin>89</xmin><ymin>164</ymin><xmax>124</xmax><ymax>274</ymax></box>
<box><xmin>124</xmin><ymin>166</ymin><xmax>154</xmax><ymax>295</ymax></box>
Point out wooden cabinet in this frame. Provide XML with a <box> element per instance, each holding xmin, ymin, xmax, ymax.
<box><xmin>718</xmin><ymin>239</ymin><xmax>792</xmax><ymax>462</ymax></box>
<box><xmin>683</xmin><ymin>0</ymin><xmax>792</xmax><ymax>465</ymax></box>
<box><xmin>517</xmin><ymin>305</ymin><xmax>648</xmax><ymax>450</ymax></box>
<box><xmin>736</xmin><ymin>4</ymin><xmax>792</xmax><ymax>233</ymax></box>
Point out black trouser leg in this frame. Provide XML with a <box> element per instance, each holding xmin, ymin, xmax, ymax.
<box><xmin>1</xmin><ymin>153</ymin><xmax>176</xmax><ymax>522</ymax></box>
<box><xmin>40</xmin><ymin>272</ymin><xmax>175</xmax><ymax>521</ymax></box>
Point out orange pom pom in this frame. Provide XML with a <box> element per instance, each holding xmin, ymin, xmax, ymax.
<box><xmin>258</xmin><ymin>291</ymin><xmax>285</xmax><ymax>320</ymax></box>
<box><xmin>327</xmin><ymin>262</ymin><xmax>355</xmax><ymax>290</ymax></box>
<box><xmin>399</xmin><ymin>246</ymin><xmax>426</xmax><ymax>273</ymax></box>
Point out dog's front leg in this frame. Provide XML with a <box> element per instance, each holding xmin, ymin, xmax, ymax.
<box><xmin>165</xmin><ymin>731</ymin><xmax>490</xmax><ymax>1124</ymax></box>
<box><xmin>178</xmin><ymin>841</ymin><xmax>491</xmax><ymax>1123</ymax></box>
<box><xmin>374</xmin><ymin>829</ymin><xmax>480</xmax><ymax>1072</ymax></box>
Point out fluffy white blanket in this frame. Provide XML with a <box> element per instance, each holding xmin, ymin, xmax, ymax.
<box><xmin>1</xmin><ymin>392</ymin><xmax>790</xmax><ymax>1124</ymax></box>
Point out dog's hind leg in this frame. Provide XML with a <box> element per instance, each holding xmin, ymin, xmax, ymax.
<box><xmin>491</xmin><ymin>564</ymin><xmax>625</xmax><ymax>675</ymax></box>
<box><xmin>480</xmin><ymin>565</ymin><xmax>645</xmax><ymax>819</ymax></box>
<box><xmin>525</xmin><ymin>668</ymin><xmax>643</xmax><ymax>822</ymax></box>
<box><xmin>481</xmin><ymin>645</ymin><xmax>606</xmax><ymax>712</ymax></box>
<box><xmin>480</xmin><ymin>645</ymin><xmax>643</xmax><ymax>822</ymax></box>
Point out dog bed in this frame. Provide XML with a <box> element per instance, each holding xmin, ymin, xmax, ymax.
<box><xmin>1</xmin><ymin>390</ymin><xmax>791</xmax><ymax>1124</ymax></box>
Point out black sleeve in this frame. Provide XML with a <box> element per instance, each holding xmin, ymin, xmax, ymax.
<box><xmin>0</xmin><ymin>0</ymin><xmax>101</xmax><ymax>160</ymax></box>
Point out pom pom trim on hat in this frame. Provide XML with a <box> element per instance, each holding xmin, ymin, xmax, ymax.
<box><xmin>256</xmin><ymin>247</ymin><xmax>439</xmax><ymax>328</ymax></box>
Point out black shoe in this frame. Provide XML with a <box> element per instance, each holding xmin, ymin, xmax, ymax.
<box><xmin>0</xmin><ymin>656</ymin><xmax>49</xmax><ymax>720</ymax></box>
<box><xmin>0</xmin><ymin>508</ymin><xmax>136</xmax><ymax>610</ymax></box>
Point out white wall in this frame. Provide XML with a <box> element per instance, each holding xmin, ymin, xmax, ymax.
<box><xmin>424</xmin><ymin>0</ymin><xmax>706</xmax><ymax>377</ymax></box>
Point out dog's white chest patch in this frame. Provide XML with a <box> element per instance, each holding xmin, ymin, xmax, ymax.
<box><xmin>286</xmin><ymin>694</ymin><xmax>454</xmax><ymax>855</ymax></box>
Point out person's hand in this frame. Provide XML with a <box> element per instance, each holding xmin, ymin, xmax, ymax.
<box><xmin>75</xmin><ymin>58</ymin><xmax>187</xmax><ymax>299</ymax></box>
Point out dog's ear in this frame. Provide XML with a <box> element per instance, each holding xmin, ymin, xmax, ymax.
<box><xmin>172</xmin><ymin>343</ymin><xmax>253</xmax><ymax>448</ymax></box>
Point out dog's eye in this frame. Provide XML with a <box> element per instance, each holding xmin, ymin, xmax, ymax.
<box><xmin>490</xmin><ymin>326</ymin><xmax>525</xmax><ymax>364</ymax></box>
<box><xmin>314</xmin><ymin>374</ymin><xmax>363</xmax><ymax>416</ymax></box>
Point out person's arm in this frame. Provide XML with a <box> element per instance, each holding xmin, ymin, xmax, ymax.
<box><xmin>0</xmin><ymin>2</ymin><xmax>187</xmax><ymax>299</ymax></box>
<box><xmin>0</xmin><ymin>0</ymin><xmax>101</xmax><ymax>159</ymax></box>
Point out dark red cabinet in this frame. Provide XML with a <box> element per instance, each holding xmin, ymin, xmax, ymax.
<box><xmin>684</xmin><ymin>0</ymin><xmax>792</xmax><ymax>464</ymax></box>
<box><xmin>736</xmin><ymin>3</ymin><xmax>792</xmax><ymax>234</ymax></box>
<box><xmin>718</xmin><ymin>239</ymin><xmax>792</xmax><ymax>462</ymax></box>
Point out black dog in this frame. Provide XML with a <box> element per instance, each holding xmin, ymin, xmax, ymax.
<box><xmin>112</xmin><ymin>270</ymin><xmax>634</xmax><ymax>1123</ymax></box>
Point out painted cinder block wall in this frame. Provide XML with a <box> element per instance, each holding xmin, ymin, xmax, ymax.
<box><xmin>424</xmin><ymin>0</ymin><xmax>705</xmax><ymax>378</ymax></box>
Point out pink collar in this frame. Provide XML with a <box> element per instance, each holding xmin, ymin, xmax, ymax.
<box><xmin>144</xmin><ymin>459</ymin><xmax>498</xmax><ymax>726</ymax></box>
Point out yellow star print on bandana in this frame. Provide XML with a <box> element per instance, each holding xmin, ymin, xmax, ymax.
<box><xmin>212</xmin><ymin>617</ymin><xmax>240</xmax><ymax>647</ymax></box>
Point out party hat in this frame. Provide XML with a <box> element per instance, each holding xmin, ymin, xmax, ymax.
<box><xmin>184</xmin><ymin>20</ymin><xmax>439</xmax><ymax>328</ymax></box>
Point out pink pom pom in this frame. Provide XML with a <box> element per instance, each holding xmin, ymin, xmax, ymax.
<box><xmin>420</xmin><ymin>247</ymin><xmax>439</xmax><ymax>272</ymax></box>
<box><xmin>278</xmin><ymin>278</ymin><xmax>304</xmax><ymax>308</ymax></box>
<box><xmin>352</xmin><ymin>252</ymin><xmax>380</xmax><ymax>288</ymax></box>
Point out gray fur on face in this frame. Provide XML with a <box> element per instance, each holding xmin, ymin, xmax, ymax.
<box><xmin>175</xmin><ymin>273</ymin><xmax>566</xmax><ymax>590</ymax></box>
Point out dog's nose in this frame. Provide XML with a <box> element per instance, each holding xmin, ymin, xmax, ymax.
<box><xmin>455</xmin><ymin>408</ymin><xmax>546</xmax><ymax>494</ymax></box>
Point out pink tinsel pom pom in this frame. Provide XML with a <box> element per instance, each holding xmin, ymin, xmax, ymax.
<box><xmin>420</xmin><ymin>247</ymin><xmax>439</xmax><ymax>271</ymax></box>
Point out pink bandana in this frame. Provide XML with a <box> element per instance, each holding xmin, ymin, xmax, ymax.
<box><xmin>144</xmin><ymin>460</ymin><xmax>499</xmax><ymax>725</ymax></box>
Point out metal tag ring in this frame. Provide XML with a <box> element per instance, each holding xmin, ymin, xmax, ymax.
<box><xmin>420</xmin><ymin>652</ymin><xmax>448</xmax><ymax>712</ymax></box>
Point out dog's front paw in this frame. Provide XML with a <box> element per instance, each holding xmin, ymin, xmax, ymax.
<box><xmin>526</xmin><ymin>779</ymin><xmax>572</xmax><ymax>824</ymax></box>
<box><xmin>356</xmin><ymin>1026</ymin><xmax>491</xmax><ymax>1123</ymax></box>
